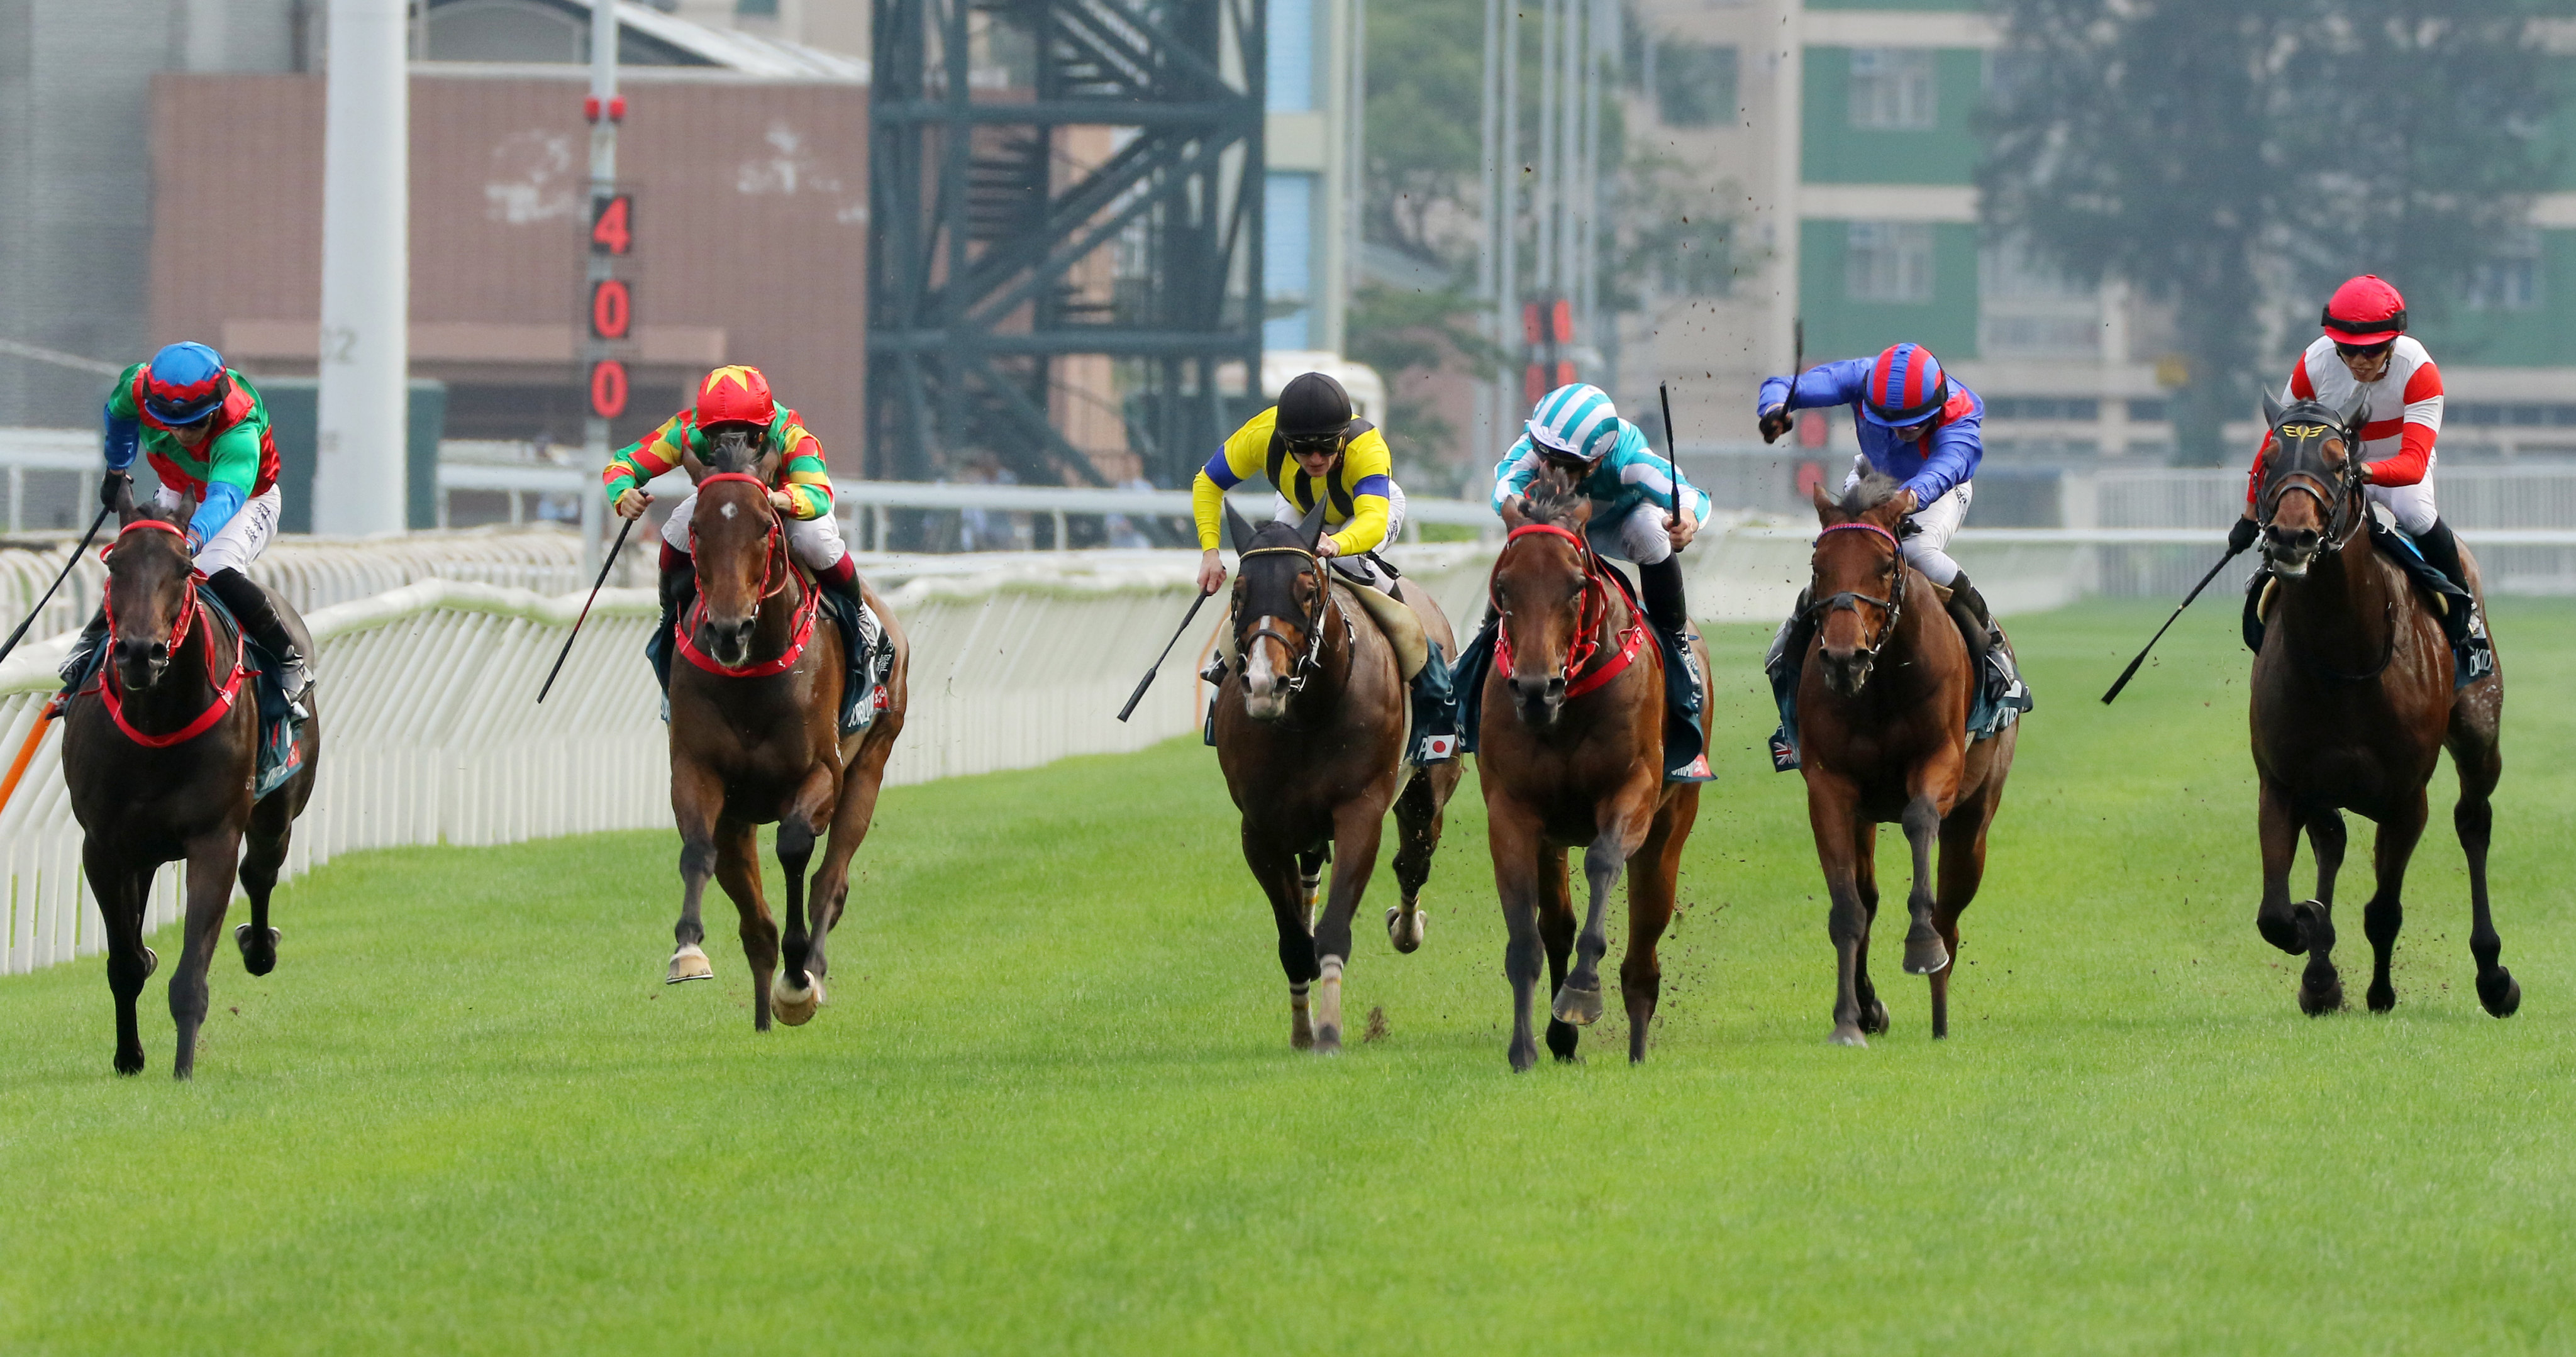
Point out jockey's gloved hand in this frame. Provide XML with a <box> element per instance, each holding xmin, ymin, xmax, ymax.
<box><xmin>1757</xmin><ymin>406</ymin><xmax>1794</xmax><ymax>445</ymax></box>
<box><xmin>98</xmin><ymin>470</ymin><xmax>128</xmax><ymax>511</ymax></box>
<box><xmin>2228</xmin><ymin>516</ymin><xmax>2260</xmax><ymax>556</ymax></box>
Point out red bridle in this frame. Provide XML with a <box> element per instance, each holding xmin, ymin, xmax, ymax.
<box><xmin>1491</xmin><ymin>521</ymin><xmax>1646</xmax><ymax>700</ymax></box>
<box><xmin>689</xmin><ymin>472</ymin><xmax>791</xmax><ymax>601</ymax></box>
<box><xmin>94</xmin><ymin>519</ymin><xmax>246</xmax><ymax>748</ymax></box>
<box><xmin>674</xmin><ymin>472</ymin><xmax>819</xmax><ymax>679</ymax></box>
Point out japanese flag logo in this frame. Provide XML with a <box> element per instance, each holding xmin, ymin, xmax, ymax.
<box><xmin>1419</xmin><ymin>733</ymin><xmax>1458</xmax><ymax>762</ymax></box>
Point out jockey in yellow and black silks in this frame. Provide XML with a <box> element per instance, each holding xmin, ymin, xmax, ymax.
<box><xmin>1191</xmin><ymin>372</ymin><xmax>1404</xmax><ymax>596</ymax></box>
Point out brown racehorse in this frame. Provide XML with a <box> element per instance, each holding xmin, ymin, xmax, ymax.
<box><xmin>64</xmin><ymin>509</ymin><xmax>321</xmax><ymax>1077</ymax></box>
<box><xmin>1211</xmin><ymin>501</ymin><xmax>1462</xmax><ymax>1053</ymax></box>
<box><xmin>2249</xmin><ymin>392</ymin><xmax>2515</xmax><ymax>1017</ymax></box>
<box><xmin>1479</xmin><ymin>469</ymin><xmax>1704</xmax><ymax>1068</ymax></box>
<box><xmin>663</xmin><ymin>457</ymin><xmax>909</xmax><ymax>1031</ymax></box>
<box><xmin>1793</xmin><ymin>474</ymin><xmax>2015</xmax><ymax>1046</ymax></box>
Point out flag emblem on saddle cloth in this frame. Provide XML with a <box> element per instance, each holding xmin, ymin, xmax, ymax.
<box><xmin>1418</xmin><ymin>733</ymin><xmax>1458</xmax><ymax>763</ymax></box>
<box><xmin>1678</xmin><ymin>753</ymin><xmax>1711</xmax><ymax>780</ymax></box>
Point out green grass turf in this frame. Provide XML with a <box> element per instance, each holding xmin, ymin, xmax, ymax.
<box><xmin>5</xmin><ymin>597</ymin><xmax>2575</xmax><ymax>1354</ymax></box>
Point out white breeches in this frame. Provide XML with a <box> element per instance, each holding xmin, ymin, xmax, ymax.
<box><xmin>160</xmin><ymin>482</ymin><xmax>280</xmax><ymax>576</ymax></box>
<box><xmin>2367</xmin><ymin>453</ymin><xmax>2439</xmax><ymax>535</ymax></box>
<box><xmin>1844</xmin><ymin>456</ymin><xmax>1972</xmax><ymax>587</ymax></box>
<box><xmin>1584</xmin><ymin>501</ymin><xmax>1680</xmax><ymax>566</ymax></box>
<box><xmin>662</xmin><ymin>491</ymin><xmax>849</xmax><ymax>570</ymax></box>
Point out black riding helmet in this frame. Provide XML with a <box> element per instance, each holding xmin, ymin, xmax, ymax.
<box><xmin>1277</xmin><ymin>372</ymin><xmax>1355</xmax><ymax>455</ymax></box>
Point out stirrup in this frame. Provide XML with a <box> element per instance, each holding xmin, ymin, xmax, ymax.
<box><xmin>1198</xmin><ymin>653</ymin><xmax>1228</xmax><ymax>684</ymax></box>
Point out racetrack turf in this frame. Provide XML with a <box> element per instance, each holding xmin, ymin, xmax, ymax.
<box><xmin>4</xmin><ymin>598</ymin><xmax>2573</xmax><ymax>1353</ymax></box>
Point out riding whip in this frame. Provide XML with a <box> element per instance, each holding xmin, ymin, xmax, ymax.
<box><xmin>1116</xmin><ymin>586</ymin><xmax>1214</xmax><ymax>723</ymax></box>
<box><xmin>1657</xmin><ymin>380</ymin><xmax>1685</xmax><ymax>550</ymax></box>
<box><xmin>2099</xmin><ymin>545</ymin><xmax>2245</xmax><ymax>705</ymax></box>
<box><xmin>536</xmin><ymin>513</ymin><xmax>638</xmax><ymax>705</ymax></box>
<box><xmin>0</xmin><ymin>504</ymin><xmax>113</xmax><ymax>668</ymax></box>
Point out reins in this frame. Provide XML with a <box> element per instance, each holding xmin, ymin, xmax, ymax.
<box><xmin>1491</xmin><ymin>522</ymin><xmax>1646</xmax><ymax>700</ymax></box>
<box><xmin>1807</xmin><ymin>519</ymin><xmax>1906</xmax><ymax>664</ymax></box>
<box><xmin>93</xmin><ymin>519</ymin><xmax>247</xmax><ymax>749</ymax></box>
<box><xmin>675</xmin><ymin>472</ymin><xmax>820</xmax><ymax>679</ymax></box>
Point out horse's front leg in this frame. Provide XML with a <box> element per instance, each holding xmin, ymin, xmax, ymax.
<box><xmin>712</xmin><ymin>815</ymin><xmax>778</xmax><ymax>1031</ymax></box>
<box><xmin>1311</xmin><ymin>790</ymin><xmax>1391</xmax><ymax>1055</ymax></box>
<box><xmin>770</xmin><ymin>762</ymin><xmax>840</xmax><ymax>1027</ymax></box>
<box><xmin>1487</xmin><ymin>797</ymin><xmax>1548</xmax><ymax>1072</ymax></box>
<box><xmin>2360</xmin><ymin>787</ymin><xmax>2428</xmax><ymax>1015</ymax></box>
<box><xmin>1555</xmin><ymin>780</ymin><xmax>1655</xmax><ymax>1029</ymax></box>
<box><xmin>1385</xmin><ymin>767</ymin><xmax>1446</xmax><ymax>953</ymax></box>
<box><xmin>235</xmin><ymin>788</ymin><xmax>294</xmax><ymax>976</ymax></box>
<box><xmin>1243</xmin><ymin>823</ymin><xmax>1318</xmax><ymax>1050</ymax></box>
<box><xmin>1897</xmin><ymin>792</ymin><xmax>1951</xmax><ymax>976</ymax></box>
<box><xmin>1805</xmin><ymin>772</ymin><xmax>1870</xmax><ymax>1046</ymax></box>
<box><xmin>2253</xmin><ymin>774</ymin><xmax>2311</xmax><ymax>957</ymax></box>
<box><xmin>170</xmin><ymin>830</ymin><xmax>243</xmax><ymax>1080</ymax></box>
<box><xmin>1851</xmin><ymin>821</ymin><xmax>1887</xmax><ymax>1036</ymax></box>
<box><xmin>85</xmin><ymin>842</ymin><xmax>155</xmax><ymax>1076</ymax></box>
<box><xmin>666</xmin><ymin>761</ymin><xmax>724</xmax><ymax>985</ymax></box>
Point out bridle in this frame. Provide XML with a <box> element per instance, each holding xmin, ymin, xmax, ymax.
<box><xmin>2257</xmin><ymin>413</ymin><xmax>2366</xmax><ymax>553</ymax></box>
<box><xmin>1492</xmin><ymin>523</ymin><xmax>1606</xmax><ymax>689</ymax></box>
<box><xmin>673</xmin><ymin>470</ymin><xmax>821</xmax><ymax>680</ymax></box>
<box><xmin>689</xmin><ymin>472</ymin><xmax>790</xmax><ymax>604</ymax></box>
<box><xmin>1806</xmin><ymin>520</ymin><xmax>1906</xmax><ymax>664</ymax></box>
<box><xmin>94</xmin><ymin>518</ymin><xmax>247</xmax><ymax>748</ymax></box>
<box><xmin>1233</xmin><ymin>542</ymin><xmax>1338</xmax><ymax>695</ymax></box>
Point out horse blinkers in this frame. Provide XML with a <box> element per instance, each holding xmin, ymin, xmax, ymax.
<box><xmin>2258</xmin><ymin>397</ymin><xmax>2367</xmax><ymax>578</ymax></box>
<box><xmin>1233</xmin><ymin>545</ymin><xmax>1330</xmax><ymax>715</ymax></box>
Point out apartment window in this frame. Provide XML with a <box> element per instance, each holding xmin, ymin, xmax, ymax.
<box><xmin>2467</xmin><ymin>230</ymin><xmax>2542</xmax><ymax>311</ymax></box>
<box><xmin>1850</xmin><ymin>48</ymin><xmax>1936</xmax><ymax>130</ymax></box>
<box><xmin>2126</xmin><ymin>399</ymin><xmax>2169</xmax><ymax>423</ymax></box>
<box><xmin>1655</xmin><ymin>42</ymin><xmax>1738</xmax><ymax>127</ymax></box>
<box><xmin>1846</xmin><ymin>222</ymin><xmax>1935</xmax><ymax>304</ymax></box>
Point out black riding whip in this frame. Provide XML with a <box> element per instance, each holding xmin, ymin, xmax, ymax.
<box><xmin>1116</xmin><ymin>586</ymin><xmax>1215</xmax><ymax>723</ymax></box>
<box><xmin>0</xmin><ymin>503</ymin><xmax>113</xmax><ymax>668</ymax></box>
<box><xmin>1658</xmin><ymin>380</ymin><xmax>1684</xmax><ymax>546</ymax></box>
<box><xmin>2099</xmin><ymin>545</ymin><xmax>2245</xmax><ymax>706</ymax></box>
<box><xmin>537</xmin><ymin>513</ymin><xmax>639</xmax><ymax>705</ymax></box>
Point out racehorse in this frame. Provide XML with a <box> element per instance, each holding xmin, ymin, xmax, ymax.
<box><xmin>1478</xmin><ymin>469</ymin><xmax>1704</xmax><ymax>1068</ymax></box>
<box><xmin>1211</xmin><ymin>501</ymin><xmax>1462</xmax><ymax>1053</ymax></box>
<box><xmin>662</xmin><ymin>446</ymin><xmax>909</xmax><ymax>1031</ymax></box>
<box><xmin>2249</xmin><ymin>392</ymin><xmax>2514</xmax><ymax>1017</ymax></box>
<box><xmin>63</xmin><ymin>507</ymin><xmax>320</xmax><ymax>1077</ymax></box>
<box><xmin>1792</xmin><ymin>474</ymin><xmax>2014</xmax><ymax>1046</ymax></box>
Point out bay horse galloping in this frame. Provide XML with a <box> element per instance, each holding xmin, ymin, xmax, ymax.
<box><xmin>64</xmin><ymin>511</ymin><xmax>320</xmax><ymax>1077</ymax></box>
<box><xmin>1479</xmin><ymin>470</ymin><xmax>1704</xmax><ymax>1068</ymax></box>
<box><xmin>663</xmin><ymin>448</ymin><xmax>909</xmax><ymax>1031</ymax></box>
<box><xmin>2249</xmin><ymin>392</ymin><xmax>2514</xmax><ymax>1017</ymax></box>
<box><xmin>1793</xmin><ymin>475</ymin><xmax>2014</xmax><ymax>1046</ymax></box>
<box><xmin>1211</xmin><ymin>501</ymin><xmax>1462</xmax><ymax>1053</ymax></box>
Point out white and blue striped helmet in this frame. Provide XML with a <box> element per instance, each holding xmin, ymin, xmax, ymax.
<box><xmin>1526</xmin><ymin>383</ymin><xmax>1620</xmax><ymax>464</ymax></box>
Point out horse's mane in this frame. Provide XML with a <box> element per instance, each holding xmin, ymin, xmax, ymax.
<box><xmin>1517</xmin><ymin>464</ymin><xmax>1587</xmax><ymax>527</ymax></box>
<box><xmin>1837</xmin><ymin>470</ymin><xmax>1907</xmax><ymax>515</ymax></box>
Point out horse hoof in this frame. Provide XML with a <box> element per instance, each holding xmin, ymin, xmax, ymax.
<box><xmin>2297</xmin><ymin>977</ymin><xmax>2345</xmax><ymax>1016</ymax></box>
<box><xmin>2367</xmin><ymin>980</ymin><xmax>2396</xmax><ymax>1013</ymax></box>
<box><xmin>1829</xmin><ymin>1024</ymin><xmax>1869</xmax><ymax>1048</ymax></box>
<box><xmin>1507</xmin><ymin>1038</ymin><xmax>1538</xmax><ymax>1072</ymax></box>
<box><xmin>665</xmin><ymin>944</ymin><xmax>714</xmax><ymax>985</ymax></box>
<box><xmin>772</xmin><ymin>975</ymin><xmax>819</xmax><ymax>1027</ymax></box>
<box><xmin>2479</xmin><ymin>969</ymin><xmax>2521</xmax><ymax>1018</ymax></box>
<box><xmin>1902</xmin><ymin>935</ymin><xmax>1951</xmax><ymax>976</ymax></box>
<box><xmin>141</xmin><ymin>946</ymin><xmax>158</xmax><ymax>979</ymax></box>
<box><xmin>1385</xmin><ymin>906</ymin><xmax>1426</xmax><ymax>954</ymax></box>
<box><xmin>1860</xmin><ymin>999</ymin><xmax>1891</xmax><ymax>1036</ymax></box>
<box><xmin>114</xmin><ymin>1048</ymin><xmax>145</xmax><ymax>1077</ymax></box>
<box><xmin>1551</xmin><ymin>980</ymin><xmax>1605</xmax><ymax>1027</ymax></box>
<box><xmin>1313</xmin><ymin>1026</ymin><xmax>1342</xmax><ymax>1055</ymax></box>
<box><xmin>2256</xmin><ymin>907</ymin><xmax>2307</xmax><ymax>955</ymax></box>
<box><xmin>236</xmin><ymin>924</ymin><xmax>279</xmax><ymax>976</ymax></box>
<box><xmin>1546</xmin><ymin>1018</ymin><xmax>1580</xmax><ymax>1063</ymax></box>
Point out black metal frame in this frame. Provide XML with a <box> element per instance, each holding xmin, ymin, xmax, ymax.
<box><xmin>869</xmin><ymin>0</ymin><xmax>1264</xmax><ymax>489</ymax></box>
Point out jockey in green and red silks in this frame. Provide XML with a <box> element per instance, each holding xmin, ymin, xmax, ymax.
<box><xmin>64</xmin><ymin>341</ymin><xmax>308</xmax><ymax>701</ymax></box>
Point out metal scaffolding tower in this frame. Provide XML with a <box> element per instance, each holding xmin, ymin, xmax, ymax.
<box><xmin>869</xmin><ymin>0</ymin><xmax>1264</xmax><ymax>488</ymax></box>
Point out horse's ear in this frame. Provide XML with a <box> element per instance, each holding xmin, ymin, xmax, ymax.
<box><xmin>1565</xmin><ymin>494</ymin><xmax>1594</xmax><ymax>528</ymax></box>
<box><xmin>2262</xmin><ymin>390</ymin><xmax>2285</xmax><ymax>428</ymax></box>
<box><xmin>1222</xmin><ymin>500</ymin><xmax>1258</xmax><ymax>552</ymax></box>
<box><xmin>2339</xmin><ymin>387</ymin><xmax>2368</xmax><ymax>431</ymax></box>
<box><xmin>1499</xmin><ymin>494</ymin><xmax>1528</xmax><ymax>530</ymax></box>
<box><xmin>1296</xmin><ymin>497</ymin><xmax>1329</xmax><ymax>550</ymax></box>
<box><xmin>1814</xmin><ymin>483</ymin><xmax>1848</xmax><ymax>526</ymax></box>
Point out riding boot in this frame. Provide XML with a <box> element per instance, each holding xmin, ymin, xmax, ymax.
<box><xmin>57</xmin><ymin>606</ymin><xmax>108</xmax><ymax>692</ymax></box>
<box><xmin>1764</xmin><ymin>592</ymin><xmax>1815</xmax><ymax>772</ymax></box>
<box><xmin>2412</xmin><ymin>518</ymin><xmax>2492</xmax><ymax>680</ymax></box>
<box><xmin>205</xmin><ymin>567</ymin><xmax>309</xmax><ymax>706</ymax></box>
<box><xmin>1409</xmin><ymin>641</ymin><xmax>1459</xmax><ymax>762</ymax></box>
<box><xmin>652</xmin><ymin>548</ymin><xmax>695</xmax><ymax>695</ymax></box>
<box><xmin>1637</xmin><ymin>551</ymin><xmax>1702</xmax><ymax>699</ymax></box>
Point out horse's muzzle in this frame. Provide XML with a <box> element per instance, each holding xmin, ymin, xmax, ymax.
<box><xmin>2263</xmin><ymin>525</ymin><xmax>2323</xmax><ymax>577</ymax></box>
<box><xmin>702</xmin><ymin>615</ymin><xmax>758</xmax><ymax>669</ymax></box>
<box><xmin>113</xmin><ymin>637</ymin><xmax>170</xmax><ymax>692</ymax></box>
<box><xmin>1510</xmin><ymin>674</ymin><xmax>1565</xmax><ymax>726</ymax></box>
<box><xmin>1818</xmin><ymin>644</ymin><xmax>1873</xmax><ymax>697</ymax></box>
<box><xmin>1240</xmin><ymin>670</ymin><xmax>1290</xmax><ymax>721</ymax></box>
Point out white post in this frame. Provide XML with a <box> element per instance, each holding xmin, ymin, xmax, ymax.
<box><xmin>582</xmin><ymin>0</ymin><xmax>620</xmax><ymax>575</ymax></box>
<box><xmin>313</xmin><ymin>0</ymin><xmax>410</xmax><ymax>537</ymax></box>
<box><xmin>1496</xmin><ymin>0</ymin><xmax>1519</xmax><ymax>421</ymax></box>
<box><xmin>1475</xmin><ymin>0</ymin><xmax>1500</xmax><ymax>462</ymax></box>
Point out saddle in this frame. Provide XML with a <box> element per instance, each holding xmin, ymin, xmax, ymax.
<box><xmin>647</xmin><ymin>576</ymin><xmax>888</xmax><ymax>735</ymax></box>
<box><xmin>1762</xmin><ymin>601</ymin><xmax>2028</xmax><ymax>774</ymax></box>
<box><xmin>2240</xmin><ymin>517</ymin><xmax>2492</xmax><ymax>686</ymax></box>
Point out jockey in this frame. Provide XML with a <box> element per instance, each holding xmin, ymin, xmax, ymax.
<box><xmin>605</xmin><ymin>365</ymin><xmax>867</xmax><ymax>692</ymax></box>
<box><xmin>2231</xmin><ymin>274</ymin><xmax>2490</xmax><ymax>677</ymax></box>
<box><xmin>1757</xmin><ymin>342</ymin><xmax>2015</xmax><ymax>705</ymax></box>
<box><xmin>60</xmin><ymin>341</ymin><xmax>306</xmax><ymax>702</ymax></box>
<box><xmin>1489</xmin><ymin>382</ymin><xmax>1710</xmax><ymax>653</ymax></box>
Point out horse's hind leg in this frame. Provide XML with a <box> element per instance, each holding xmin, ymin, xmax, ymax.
<box><xmin>713</xmin><ymin>816</ymin><xmax>779</xmax><ymax>1031</ymax></box>
<box><xmin>1929</xmin><ymin>807</ymin><xmax>1996</xmax><ymax>1040</ymax></box>
<box><xmin>170</xmin><ymin>832</ymin><xmax>243</xmax><ymax>1079</ymax></box>
<box><xmin>1535</xmin><ymin>845</ymin><xmax>1579</xmax><ymax>1061</ymax></box>
<box><xmin>1247</xmin><ymin>825</ymin><xmax>1319</xmax><ymax>1050</ymax></box>
<box><xmin>804</xmin><ymin>732</ymin><xmax>897</xmax><ymax>993</ymax></box>
<box><xmin>2448</xmin><ymin>719</ymin><xmax>2517</xmax><ymax>1016</ymax></box>
<box><xmin>1310</xmin><ymin>796</ymin><xmax>1391</xmax><ymax>1055</ymax></box>
<box><xmin>235</xmin><ymin>791</ymin><xmax>292</xmax><ymax>976</ymax></box>
<box><xmin>1898</xmin><ymin>794</ymin><xmax>1951</xmax><ymax>977</ymax></box>
<box><xmin>1621</xmin><ymin>790</ymin><xmax>1697</xmax><ymax>1064</ymax></box>
<box><xmin>1851</xmin><ymin>821</ymin><xmax>1887</xmax><ymax>1036</ymax></box>
<box><xmin>1385</xmin><ymin>769</ymin><xmax>1445</xmax><ymax>954</ymax></box>
<box><xmin>2359</xmin><ymin>788</ymin><xmax>2428</xmax><ymax>1015</ymax></box>
<box><xmin>85</xmin><ymin>843</ymin><xmax>154</xmax><ymax>1076</ymax></box>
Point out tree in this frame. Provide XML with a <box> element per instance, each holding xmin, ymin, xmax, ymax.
<box><xmin>1979</xmin><ymin>0</ymin><xmax>2558</xmax><ymax>465</ymax></box>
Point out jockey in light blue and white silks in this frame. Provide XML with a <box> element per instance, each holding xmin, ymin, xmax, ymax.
<box><xmin>1490</xmin><ymin>383</ymin><xmax>1712</xmax><ymax>576</ymax></box>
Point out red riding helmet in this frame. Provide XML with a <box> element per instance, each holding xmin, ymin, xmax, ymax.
<box><xmin>2321</xmin><ymin>275</ymin><xmax>2407</xmax><ymax>346</ymax></box>
<box><xmin>694</xmin><ymin>365</ymin><xmax>775</xmax><ymax>428</ymax></box>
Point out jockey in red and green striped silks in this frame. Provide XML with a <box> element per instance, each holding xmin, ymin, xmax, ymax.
<box><xmin>604</xmin><ymin>365</ymin><xmax>863</xmax><ymax>691</ymax></box>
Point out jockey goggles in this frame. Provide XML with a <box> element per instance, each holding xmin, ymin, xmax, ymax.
<box><xmin>1279</xmin><ymin>427</ymin><xmax>1347</xmax><ymax>455</ymax></box>
<box><xmin>2332</xmin><ymin>339</ymin><xmax>2394</xmax><ymax>360</ymax></box>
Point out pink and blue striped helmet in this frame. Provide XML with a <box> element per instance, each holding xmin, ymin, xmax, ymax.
<box><xmin>1861</xmin><ymin>343</ymin><xmax>1947</xmax><ymax>428</ymax></box>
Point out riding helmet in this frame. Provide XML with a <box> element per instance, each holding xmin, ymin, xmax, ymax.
<box><xmin>1526</xmin><ymin>382</ymin><xmax>1621</xmax><ymax>463</ymax></box>
<box><xmin>140</xmin><ymin>341</ymin><xmax>230</xmax><ymax>426</ymax></box>
<box><xmin>2321</xmin><ymin>275</ymin><xmax>2407</xmax><ymax>346</ymax></box>
<box><xmin>1276</xmin><ymin>372</ymin><xmax>1355</xmax><ymax>448</ymax></box>
<box><xmin>1861</xmin><ymin>343</ymin><xmax>1947</xmax><ymax>428</ymax></box>
<box><xmin>695</xmin><ymin>364</ymin><xmax>776</xmax><ymax>429</ymax></box>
